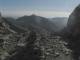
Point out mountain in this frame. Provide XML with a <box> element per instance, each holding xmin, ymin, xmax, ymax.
<box><xmin>16</xmin><ymin>15</ymin><xmax>57</xmax><ymax>32</ymax></box>
<box><xmin>67</xmin><ymin>5</ymin><xmax>80</xmax><ymax>34</ymax></box>
<box><xmin>0</xmin><ymin>13</ymin><xmax>72</xmax><ymax>60</ymax></box>
<box><xmin>66</xmin><ymin>4</ymin><xmax>80</xmax><ymax>37</ymax></box>
<box><xmin>5</xmin><ymin>15</ymin><xmax>68</xmax><ymax>33</ymax></box>
<box><xmin>65</xmin><ymin>4</ymin><xmax>80</xmax><ymax>60</ymax></box>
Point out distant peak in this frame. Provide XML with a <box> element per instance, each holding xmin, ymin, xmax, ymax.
<box><xmin>31</xmin><ymin>14</ymin><xmax>37</xmax><ymax>16</ymax></box>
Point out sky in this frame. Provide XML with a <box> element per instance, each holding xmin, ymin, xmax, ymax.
<box><xmin>0</xmin><ymin>0</ymin><xmax>80</xmax><ymax>18</ymax></box>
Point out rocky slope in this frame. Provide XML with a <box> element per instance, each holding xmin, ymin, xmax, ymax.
<box><xmin>0</xmin><ymin>13</ymin><xmax>72</xmax><ymax>60</ymax></box>
<box><xmin>0</xmin><ymin>15</ymin><xmax>29</xmax><ymax>60</ymax></box>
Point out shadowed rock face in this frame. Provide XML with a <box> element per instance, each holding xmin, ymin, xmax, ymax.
<box><xmin>67</xmin><ymin>4</ymin><xmax>80</xmax><ymax>36</ymax></box>
<box><xmin>67</xmin><ymin>4</ymin><xmax>80</xmax><ymax>60</ymax></box>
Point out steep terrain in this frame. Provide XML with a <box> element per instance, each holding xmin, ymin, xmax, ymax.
<box><xmin>65</xmin><ymin>4</ymin><xmax>80</xmax><ymax>60</ymax></box>
<box><xmin>0</xmin><ymin>15</ymin><xmax>29</xmax><ymax>60</ymax></box>
<box><xmin>0</xmin><ymin>13</ymin><xmax>72</xmax><ymax>60</ymax></box>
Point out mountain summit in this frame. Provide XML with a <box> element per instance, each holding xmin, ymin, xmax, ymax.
<box><xmin>16</xmin><ymin>15</ymin><xmax>57</xmax><ymax>32</ymax></box>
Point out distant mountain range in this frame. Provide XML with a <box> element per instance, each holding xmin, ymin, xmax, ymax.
<box><xmin>5</xmin><ymin>15</ymin><xmax>68</xmax><ymax>32</ymax></box>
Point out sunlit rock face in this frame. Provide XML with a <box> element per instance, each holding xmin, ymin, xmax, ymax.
<box><xmin>67</xmin><ymin>4</ymin><xmax>80</xmax><ymax>36</ymax></box>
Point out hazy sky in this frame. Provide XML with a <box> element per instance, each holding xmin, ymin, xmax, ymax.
<box><xmin>0</xmin><ymin>0</ymin><xmax>80</xmax><ymax>17</ymax></box>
